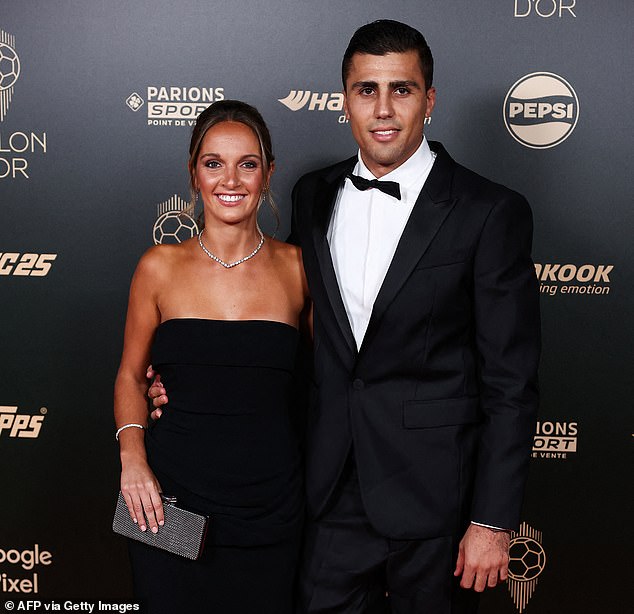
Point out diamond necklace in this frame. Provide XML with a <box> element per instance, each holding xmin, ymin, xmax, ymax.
<box><xmin>198</xmin><ymin>228</ymin><xmax>265</xmax><ymax>269</ymax></box>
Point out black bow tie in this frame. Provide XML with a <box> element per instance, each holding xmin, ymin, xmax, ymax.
<box><xmin>346</xmin><ymin>173</ymin><xmax>401</xmax><ymax>201</ymax></box>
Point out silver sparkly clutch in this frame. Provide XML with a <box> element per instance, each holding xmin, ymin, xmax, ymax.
<box><xmin>112</xmin><ymin>491</ymin><xmax>209</xmax><ymax>560</ymax></box>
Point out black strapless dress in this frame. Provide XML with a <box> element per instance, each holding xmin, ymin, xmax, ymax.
<box><xmin>127</xmin><ymin>319</ymin><xmax>303</xmax><ymax>614</ymax></box>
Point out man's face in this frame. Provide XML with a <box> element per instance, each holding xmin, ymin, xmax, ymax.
<box><xmin>343</xmin><ymin>50</ymin><xmax>435</xmax><ymax>178</ymax></box>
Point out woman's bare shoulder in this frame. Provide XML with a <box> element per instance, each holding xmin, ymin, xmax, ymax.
<box><xmin>267</xmin><ymin>237</ymin><xmax>308</xmax><ymax>297</ymax></box>
<box><xmin>134</xmin><ymin>239</ymin><xmax>194</xmax><ymax>280</ymax></box>
<box><xmin>267</xmin><ymin>237</ymin><xmax>303</xmax><ymax>263</ymax></box>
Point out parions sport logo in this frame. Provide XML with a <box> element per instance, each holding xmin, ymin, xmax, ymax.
<box><xmin>504</xmin><ymin>72</ymin><xmax>579</xmax><ymax>148</ymax></box>
<box><xmin>126</xmin><ymin>86</ymin><xmax>225</xmax><ymax>127</ymax></box>
<box><xmin>532</xmin><ymin>420</ymin><xmax>578</xmax><ymax>459</ymax></box>
<box><xmin>0</xmin><ymin>405</ymin><xmax>47</xmax><ymax>439</ymax></box>
<box><xmin>0</xmin><ymin>29</ymin><xmax>20</xmax><ymax>122</ymax></box>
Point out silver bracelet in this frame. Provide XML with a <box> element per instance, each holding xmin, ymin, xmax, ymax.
<box><xmin>115</xmin><ymin>423</ymin><xmax>146</xmax><ymax>441</ymax></box>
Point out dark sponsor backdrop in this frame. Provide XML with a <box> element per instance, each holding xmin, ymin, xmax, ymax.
<box><xmin>1</xmin><ymin>1</ymin><xmax>632</xmax><ymax>610</ymax></box>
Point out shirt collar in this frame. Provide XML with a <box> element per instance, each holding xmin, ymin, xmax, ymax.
<box><xmin>354</xmin><ymin>136</ymin><xmax>434</xmax><ymax>190</ymax></box>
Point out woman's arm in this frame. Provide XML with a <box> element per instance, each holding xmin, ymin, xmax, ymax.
<box><xmin>114</xmin><ymin>248</ymin><xmax>164</xmax><ymax>533</ymax></box>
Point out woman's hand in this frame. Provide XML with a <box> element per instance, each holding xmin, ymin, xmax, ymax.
<box><xmin>120</xmin><ymin>458</ymin><xmax>164</xmax><ymax>533</ymax></box>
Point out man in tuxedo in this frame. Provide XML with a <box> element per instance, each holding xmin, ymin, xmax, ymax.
<box><xmin>288</xmin><ymin>19</ymin><xmax>540</xmax><ymax>613</ymax></box>
<box><xmin>150</xmin><ymin>19</ymin><xmax>540</xmax><ymax>613</ymax></box>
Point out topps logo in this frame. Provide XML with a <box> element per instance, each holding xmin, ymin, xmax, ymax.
<box><xmin>0</xmin><ymin>406</ymin><xmax>46</xmax><ymax>438</ymax></box>
<box><xmin>0</xmin><ymin>253</ymin><xmax>56</xmax><ymax>276</ymax></box>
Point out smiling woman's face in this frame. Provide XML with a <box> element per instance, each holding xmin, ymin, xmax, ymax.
<box><xmin>193</xmin><ymin>121</ymin><xmax>269</xmax><ymax>227</ymax></box>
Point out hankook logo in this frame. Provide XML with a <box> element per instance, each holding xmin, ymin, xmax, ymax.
<box><xmin>535</xmin><ymin>263</ymin><xmax>612</xmax><ymax>296</ymax></box>
<box><xmin>277</xmin><ymin>90</ymin><xmax>431</xmax><ymax>126</ymax></box>
<box><xmin>504</xmin><ymin>72</ymin><xmax>579</xmax><ymax>148</ymax></box>
<box><xmin>0</xmin><ymin>30</ymin><xmax>20</xmax><ymax>122</ymax></box>
<box><xmin>278</xmin><ymin>91</ymin><xmax>344</xmax><ymax>112</ymax></box>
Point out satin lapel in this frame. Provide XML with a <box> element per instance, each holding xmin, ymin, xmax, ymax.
<box><xmin>311</xmin><ymin>160</ymin><xmax>357</xmax><ymax>355</ymax></box>
<box><xmin>361</xmin><ymin>143</ymin><xmax>456</xmax><ymax>352</ymax></box>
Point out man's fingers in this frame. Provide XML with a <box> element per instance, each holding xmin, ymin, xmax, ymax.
<box><xmin>152</xmin><ymin>394</ymin><xmax>167</xmax><ymax>408</ymax></box>
<box><xmin>499</xmin><ymin>565</ymin><xmax>509</xmax><ymax>582</ymax></box>
<box><xmin>459</xmin><ymin>566</ymin><xmax>475</xmax><ymax>590</ymax></box>
<box><xmin>461</xmin><ymin>562</ymin><xmax>506</xmax><ymax>591</ymax></box>
<box><xmin>454</xmin><ymin>546</ymin><xmax>465</xmax><ymax>576</ymax></box>
<box><xmin>148</xmin><ymin>385</ymin><xmax>165</xmax><ymax>400</ymax></box>
<box><xmin>148</xmin><ymin>385</ymin><xmax>165</xmax><ymax>399</ymax></box>
<box><xmin>457</xmin><ymin>525</ymin><xmax>510</xmax><ymax>591</ymax></box>
<box><xmin>150</xmin><ymin>408</ymin><xmax>163</xmax><ymax>421</ymax></box>
<box><xmin>473</xmin><ymin>569</ymin><xmax>489</xmax><ymax>592</ymax></box>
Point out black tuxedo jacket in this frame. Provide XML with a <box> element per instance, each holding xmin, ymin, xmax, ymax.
<box><xmin>291</xmin><ymin>141</ymin><xmax>540</xmax><ymax>540</ymax></box>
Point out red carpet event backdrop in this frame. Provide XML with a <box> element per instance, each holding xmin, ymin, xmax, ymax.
<box><xmin>1</xmin><ymin>1</ymin><xmax>631</xmax><ymax>612</ymax></box>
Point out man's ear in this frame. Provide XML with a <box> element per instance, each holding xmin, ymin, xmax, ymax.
<box><xmin>425</xmin><ymin>86</ymin><xmax>436</xmax><ymax>118</ymax></box>
<box><xmin>342</xmin><ymin>89</ymin><xmax>350</xmax><ymax>120</ymax></box>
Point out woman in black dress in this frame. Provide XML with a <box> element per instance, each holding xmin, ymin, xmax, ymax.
<box><xmin>113</xmin><ymin>100</ymin><xmax>310</xmax><ymax>613</ymax></box>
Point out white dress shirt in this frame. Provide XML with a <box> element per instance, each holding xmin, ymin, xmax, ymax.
<box><xmin>327</xmin><ymin>137</ymin><xmax>435</xmax><ymax>349</ymax></box>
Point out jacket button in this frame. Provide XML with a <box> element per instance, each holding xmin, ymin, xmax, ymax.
<box><xmin>352</xmin><ymin>379</ymin><xmax>364</xmax><ymax>390</ymax></box>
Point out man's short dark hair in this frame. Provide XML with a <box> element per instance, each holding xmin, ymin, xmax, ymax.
<box><xmin>342</xmin><ymin>20</ymin><xmax>434</xmax><ymax>91</ymax></box>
